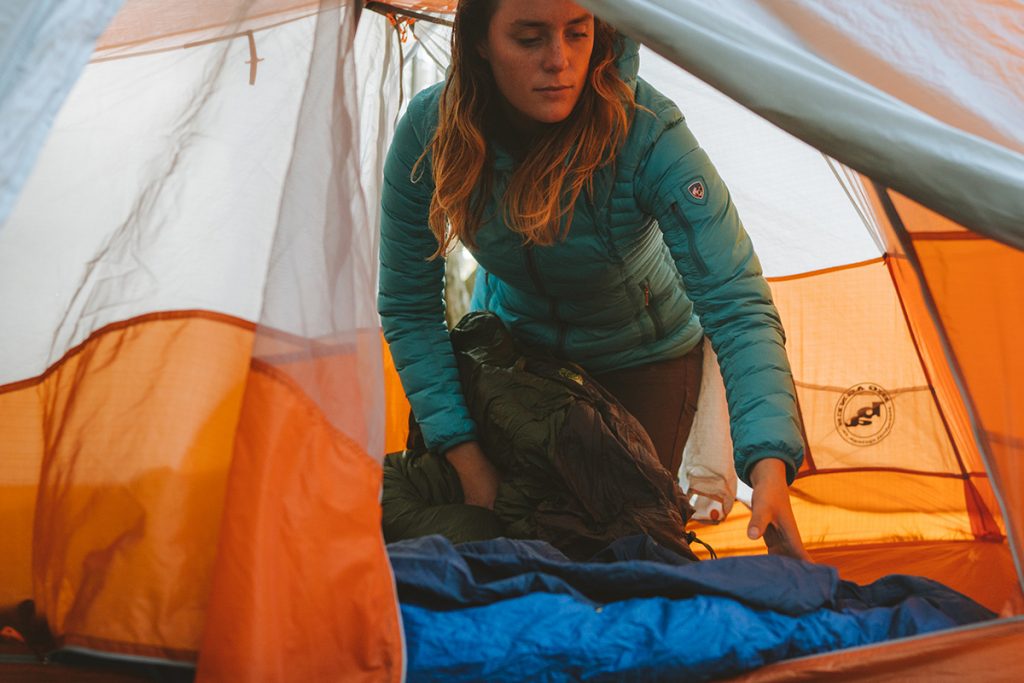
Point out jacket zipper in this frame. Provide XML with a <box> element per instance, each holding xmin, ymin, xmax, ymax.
<box><xmin>640</xmin><ymin>280</ymin><xmax>666</xmax><ymax>340</ymax></box>
<box><xmin>672</xmin><ymin>202</ymin><xmax>709</xmax><ymax>276</ymax></box>
<box><xmin>523</xmin><ymin>245</ymin><xmax>567</xmax><ymax>355</ymax></box>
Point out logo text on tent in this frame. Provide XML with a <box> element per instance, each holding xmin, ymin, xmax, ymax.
<box><xmin>834</xmin><ymin>383</ymin><xmax>895</xmax><ymax>446</ymax></box>
<box><xmin>846</xmin><ymin>402</ymin><xmax>884</xmax><ymax>427</ymax></box>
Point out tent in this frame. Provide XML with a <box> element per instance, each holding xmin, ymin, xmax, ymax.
<box><xmin>0</xmin><ymin>0</ymin><xmax>1021</xmax><ymax>680</ymax></box>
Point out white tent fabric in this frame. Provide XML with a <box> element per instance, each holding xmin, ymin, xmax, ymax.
<box><xmin>250</xmin><ymin>2</ymin><xmax>395</xmax><ymax>452</ymax></box>
<box><xmin>0</xmin><ymin>19</ymin><xmax>303</xmax><ymax>384</ymax></box>
<box><xmin>0</xmin><ymin>0</ymin><xmax>124</xmax><ymax>227</ymax></box>
<box><xmin>579</xmin><ymin>0</ymin><xmax>1024</xmax><ymax>249</ymax></box>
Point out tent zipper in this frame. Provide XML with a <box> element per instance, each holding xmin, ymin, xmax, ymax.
<box><xmin>523</xmin><ymin>245</ymin><xmax>567</xmax><ymax>355</ymax></box>
<box><xmin>672</xmin><ymin>202</ymin><xmax>709</xmax><ymax>276</ymax></box>
<box><xmin>640</xmin><ymin>280</ymin><xmax>666</xmax><ymax>340</ymax></box>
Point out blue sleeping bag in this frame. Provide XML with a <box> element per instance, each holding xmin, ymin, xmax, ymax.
<box><xmin>389</xmin><ymin>535</ymin><xmax>994</xmax><ymax>682</ymax></box>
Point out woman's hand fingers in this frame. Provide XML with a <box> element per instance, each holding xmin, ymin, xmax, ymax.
<box><xmin>753</xmin><ymin>500</ymin><xmax>812</xmax><ymax>561</ymax></box>
<box><xmin>746</xmin><ymin>496</ymin><xmax>770</xmax><ymax>542</ymax></box>
<box><xmin>747</xmin><ymin>458</ymin><xmax>786</xmax><ymax>541</ymax></box>
<box><xmin>747</xmin><ymin>458</ymin><xmax>812</xmax><ymax>562</ymax></box>
<box><xmin>763</xmin><ymin>521</ymin><xmax>812</xmax><ymax>562</ymax></box>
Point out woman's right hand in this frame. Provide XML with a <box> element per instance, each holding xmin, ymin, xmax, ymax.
<box><xmin>445</xmin><ymin>441</ymin><xmax>500</xmax><ymax>510</ymax></box>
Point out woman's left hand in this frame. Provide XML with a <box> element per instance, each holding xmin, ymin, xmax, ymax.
<box><xmin>747</xmin><ymin>458</ymin><xmax>812</xmax><ymax>562</ymax></box>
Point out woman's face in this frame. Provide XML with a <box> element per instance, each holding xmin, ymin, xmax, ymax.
<box><xmin>479</xmin><ymin>0</ymin><xmax>595</xmax><ymax>127</ymax></box>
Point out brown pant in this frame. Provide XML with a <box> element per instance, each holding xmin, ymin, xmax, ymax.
<box><xmin>592</xmin><ymin>341</ymin><xmax>704</xmax><ymax>478</ymax></box>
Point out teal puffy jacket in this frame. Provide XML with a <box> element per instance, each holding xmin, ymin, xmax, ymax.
<box><xmin>379</xmin><ymin>39</ymin><xmax>804</xmax><ymax>484</ymax></box>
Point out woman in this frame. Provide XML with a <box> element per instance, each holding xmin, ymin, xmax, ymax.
<box><xmin>379</xmin><ymin>0</ymin><xmax>809</xmax><ymax>560</ymax></box>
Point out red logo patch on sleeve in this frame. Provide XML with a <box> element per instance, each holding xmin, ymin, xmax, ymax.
<box><xmin>687</xmin><ymin>180</ymin><xmax>705</xmax><ymax>201</ymax></box>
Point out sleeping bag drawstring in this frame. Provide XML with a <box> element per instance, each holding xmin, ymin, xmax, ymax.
<box><xmin>684</xmin><ymin>531</ymin><xmax>717</xmax><ymax>560</ymax></box>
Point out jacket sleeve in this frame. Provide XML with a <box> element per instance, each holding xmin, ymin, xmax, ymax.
<box><xmin>634</xmin><ymin>114</ymin><xmax>804</xmax><ymax>485</ymax></box>
<box><xmin>378</xmin><ymin>90</ymin><xmax>478</xmax><ymax>454</ymax></box>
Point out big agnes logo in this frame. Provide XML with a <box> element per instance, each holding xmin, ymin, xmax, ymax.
<box><xmin>834</xmin><ymin>383</ymin><xmax>895</xmax><ymax>446</ymax></box>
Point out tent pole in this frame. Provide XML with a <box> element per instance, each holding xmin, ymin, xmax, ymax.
<box><xmin>364</xmin><ymin>2</ymin><xmax>454</xmax><ymax>27</ymax></box>
<box><xmin>872</xmin><ymin>182</ymin><xmax>1024</xmax><ymax>599</ymax></box>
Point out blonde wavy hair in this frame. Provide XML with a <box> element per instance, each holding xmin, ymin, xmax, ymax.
<box><xmin>415</xmin><ymin>0</ymin><xmax>636</xmax><ymax>257</ymax></box>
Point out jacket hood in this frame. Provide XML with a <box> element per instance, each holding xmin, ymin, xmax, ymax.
<box><xmin>615</xmin><ymin>34</ymin><xmax>641</xmax><ymax>90</ymax></box>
